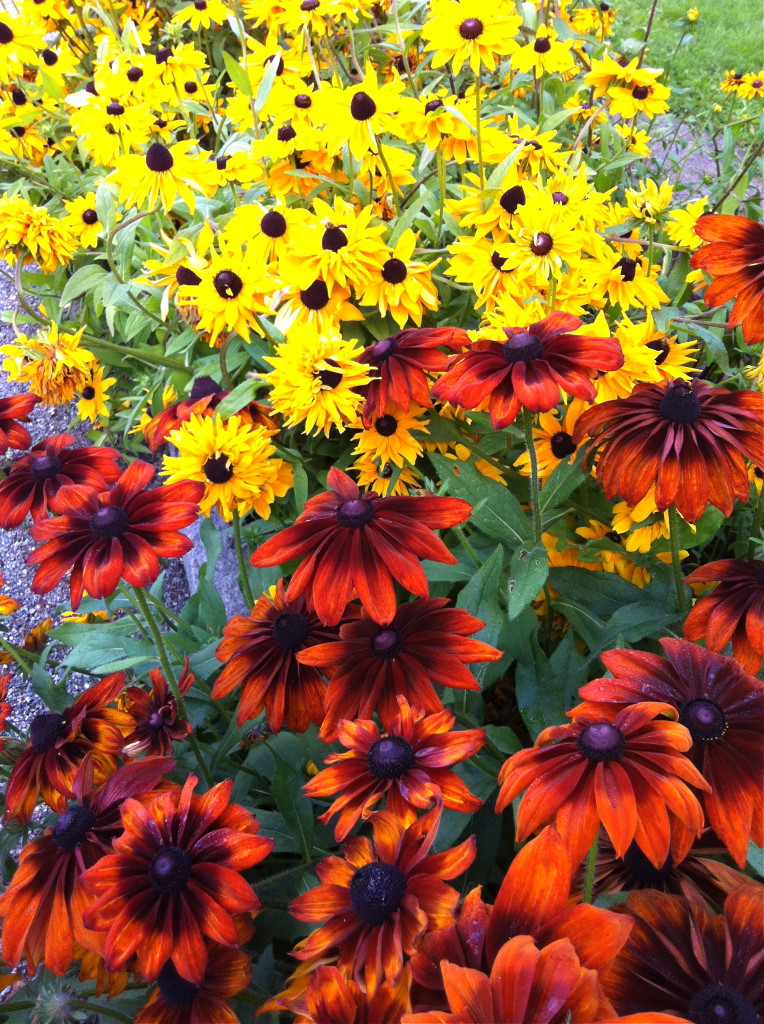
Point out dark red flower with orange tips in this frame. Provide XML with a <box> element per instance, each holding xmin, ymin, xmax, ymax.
<box><xmin>251</xmin><ymin>467</ymin><xmax>472</xmax><ymax>627</ymax></box>
<box><xmin>0</xmin><ymin>433</ymin><xmax>122</xmax><ymax>528</ymax></box>
<box><xmin>603</xmin><ymin>884</ymin><xmax>764</xmax><ymax>1023</ymax></box>
<box><xmin>690</xmin><ymin>214</ymin><xmax>764</xmax><ymax>346</ymax></box>
<box><xmin>431</xmin><ymin>313</ymin><xmax>623</xmax><ymax>430</ymax></box>
<box><xmin>289</xmin><ymin>803</ymin><xmax>476</xmax><ymax>991</ymax></box>
<box><xmin>573</xmin><ymin>378</ymin><xmax>764</xmax><ymax>524</ymax></box>
<box><xmin>304</xmin><ymin>695</ymin><xmax>486</xmax><ymax>840</ymax></box>
<box><xmin>0</xmin><ymin>673</ymin><xmax>10</xmax><ymax>754</ymax></box>
<box><xmin>27</xmin><ymin>459</ymin><xmax>204</xmax><ymax>609</ymax></box>
<box><xmin>122</xmin><ymin>658</ymin><xmax>194</xmax><ymax>758</ymax></box>
<box><xmin>0</xmin><ymin>392</ymin><xmax>38</xmax><ymax>451</ymax></box>
<box><xmin>212</xmin><ymin>578</ymin><xmax>342</xmax><ymax>732</ymax></box>
<box><xmin>683</xmin><ymin>559</ymin><xmax>764</xmax><ymax>674</ymax></box>
<box><xmin>295</xmin><ymin>964</ymin><xmax>412</xmax><ymax>1024</ymax></box>
<box><xmin>0</xmin><ymin>755</ymin><xmax>173</xmax><ymax>975</ymax></box>
<box><xmin>4</xmin><ymin>672</ymin><xmax>133</xmax><ymax>823</ymax></box>
<box><xmin>297</xmin><ymin>598</ymin><xmax>501</xmax><ymax>738</ymax></box>
<box><xmin>358</xmin><ymin>326</ymin><xmax>468</xmax><ymax>427</ymax></box>
<box><xmin>81</xmin><ymin>775</ymin><xmax>273</xmax><ymax>985</ymax></box>
<box><xmin>574</xmin><ymin>639</ymin><xmax>764</xmax><ymax>867</ymax></box>
<box><xmin>496</xmin><ymin>702</ymin><xmax>710</xmax><ymax>869</ymax></box>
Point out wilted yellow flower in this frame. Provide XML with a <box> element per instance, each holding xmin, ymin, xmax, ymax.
<box><xmin>1</xmin><ymin>324</ymin><xmax>94</xmax><ymax>405</ymax></box>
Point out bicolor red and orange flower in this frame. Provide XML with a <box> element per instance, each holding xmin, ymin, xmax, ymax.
<box><xmin>691</xmin><ymin>214</ymin><xmax>764</xmax><ymax>346</ymax></box>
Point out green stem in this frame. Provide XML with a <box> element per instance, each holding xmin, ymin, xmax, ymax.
<box><xmin>522</xmin><ymin>407</ymin><xmax>542</xmax><ymax>543</ymax></box>
<box><xmin>376</xmin><ymin>140</ymin><xmax>402</xmax><ymax>217</ymax></box>
<box><xmin>668</xmin><ymin>504</ymin><xmax>688</xmax><ymax>613</ymax></box>
<box><xmin>253</xmin><ymin>858</ymin><xmax>320</xmax><ymax>891</ymax></box>
<box><xmin>582</xmin><ymin>830</ymin><xmax>600</xmax><ymax>903</ymax></box>
<box><xmin>80</xmin><ymin>334</ymin><xmax>188</xmax><ymax>372</ymax></box>
<box><xmin>219</xmin><ymin>333</ymin><xmax>234</xmax><ymax>389</ymax></box>
<box><xmin>475</xmin><ymin>68</ymin><xmax>485</xmax><ymax>189</ymax></box>
<box><xmin>647</xmin><ymin>222</ymin><xmax>655</xmax><ymax>271</ymax></box>
<box><xmin>71</xmin><ymin>1000</ymin><xmax>135</xmax><ymax>1024</ymax></box>
<box><xmin>454</xmin><ymin>524</ymin><xmax>481</xmax><ymax>568</ymax></box>
<box><xmin>436</xmin><ymin>148</ymin><xmax>447</xmax><ymax>245</ymax></box>
<box><xmin>0</xmin><ymin>637</ymin><xmax>32</xmax><ymax>675</ymax></box>
<box><xmin>232</xmin><ymin>509</ymin><xmax>256</xmax><ymax>609</ymax></box>
<box><xmin>748</xmin><ymin>485</ymin><xmax>764</xmax><ymax>559</ymax></box>
<box><xmin>130</xmin><ymin>585</ymin><xmax>213</xmax><ymax>786</ymax></box>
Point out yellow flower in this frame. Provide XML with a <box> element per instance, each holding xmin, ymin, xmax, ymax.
<box><xmin>274</xmin><ymin>277</ymin><xmax>363</xmax><ymax>334</ymax></box>
<box><xmin>352</xmin><ymin>401</ymin><xmax>428</xmax><ymax>469</ymax></box>
<box><xmin>624</xmin><ymin>179</ymin><xmax>674</xmax><ymax>224</ymax></box>
<box><xmin>226</xmin><ymin>200</ymin><xmax>313</xmax><ymax>267</ymax></box>
<box><xmin>738</xmin><ymin>72</ymin><xmax>764</xmax><ymax>100</ymax></box>
<box><xmin>358</xmin><ymin>229</ymin><xmax>439</xmax><ymax>328</ymax></box>
<box><xmin>607</xmin><ymin>79</ymin><xmax>671</xmax><ymax>119</ymax></box>
<box><xmin>172</xmin><ymin>0</ymin><xmax>229</xmax><ymax>29</ymax></box>
<box><xmin>350</xmin><ymin>454</ymin><xmax>421</xmax><ymax>495</ymax></box>
<box><xmin>265</xmin><ymin>325</ymin><xmax>372</xmax><ymax>437</ymax></box>
<box><xmin>585</xmin><ymin>250</ymin><xmax>668</xmax><ymax>311</ymax></box>
<box><xmin>664</xmin><ymin>197</ymin><xmax>708</xmax><ymax>249</ymax></box>
<box><xmin>744</xmin><ymin>349</ymin><xmax>764</xmax><ymax>391</ymax></box>
<box><xmin>1</xmin><ymin>324</ymin><xmax>94</xmax><ymax>405</ymax></box>
<box><xmin>0</xmin><ymin>16</ymin><xmax>42</xmax><ymax>79</ymax></box>
<box><xmin>511</xmin><ymin>26</ymin><xmax>575</xmax><ymax>77</ymax></box>
<box><xmin>422</xmin><ymin>0</ymin><xmax>521</xmax><ymax>74</ymax></box>
<box><xmin>109</xmin><ymin>140</ymin><xmax>217</xmax><ymax>214</ymax></box>
<box><xmin>612</xmin><ymin>123</ymin><xmax>653</xmax><ymax>157</ymax></box>
<box><xmin>686</xmin><ymin>6</ymin><xmax>700</xmax><ymax>20</ymax></box>
<box><xmin>77</xmin><ymin>364</ymin><xmax>116</xmax><ymax>422</ymax></box>
<box><xmin>62</xmin><ymin>192</ymin><xmax>107</xmax><ymax>249</ymax></box>
<box><xmin>312</xmin><ymin>62</ymin><xmax>404</xmax><ymax>160</ymax></box>
<box><xmin>497</xmin><ymin>193</ymin><xmax>585</xmax><ymax>283</ymax></box>
<box><xmin>615</xmin><ymin>312</ymin><xmax>697</xmax><ymax>385</ymax></box>
<box><xmin>163</xmin><ymin>414</ymin><xmax>293</xmax><ymax>521</ymax></box>
<box><xmin>0</xmin><ymin>194</ymin><xmax>77</xmax><ymax>273</ymax></box>
<box><xmin>514</xmin><ymin>402</ymin><xmax>587</xmax><ymax>481</ymax></box>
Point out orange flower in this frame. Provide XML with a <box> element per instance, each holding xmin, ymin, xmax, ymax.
<box><xmin>0</xmin><ymin>392</ymin><xmax>38</xmax><ymax>451</ymax></box>
<box><xmin>683</xmin><ymin>559</ymin><xmax>764</xmax><ymax>674</ymax></box>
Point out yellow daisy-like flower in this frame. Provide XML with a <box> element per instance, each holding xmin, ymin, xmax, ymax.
<box><xmin>62</xmin><ymin>192</ymin><xmax>106</xmax><ymax>249</ymax></box>
<box><xmin>0</xmin><ymin>16</ymin><xmax>42</xmax><ymax>79</ymax></box>
<box><xmin>163</xmin><ymin>413</ymin><xmax>293</xmax><ymax>521</ymax></box>
<box><xmin>358</xmin><ymin>229</ymin><xmax>439</xmax><ymax>328</ymax></box>
<box><xmin>624</xmin><ymin>179</ymin><xmax>674</xmax><ymax>224</ymax></box>
<box><xmin>178</xmin><ymin>249</ymin><xmax>278</xmax><ymax>346</ymax></box>
<box><xmin>615</xmin><ymin>312</ymin><xmax>697</xmax><ymax>384</ymax></box>
<box><xmin>607</xmin><ymin>79</ymin><xmax>671</xmax><ymax>119</ymax></box>
<box><xmin>226</xmin><ymin>200</ymin><xmax>313</xmax><ymax>267</ymax></box>
<box><xmin>109</xmin><ymin>140</ymin><xmax>217</xmax><ymax>214</ymax></box>
<box><xmin>744</xmin><ymin>349</ymin><xmax>764</xmax><ymax>392</ymax></box>
<box><xmin>350</xmin><ymin>454</ymin><xmax>421</xmax><ymax>496</ymax></box>
<box><xmin>137</xmin><ymin>222</ymin><xmax>216</xmax><ymax>318</ymax></box>
<box><xmin>719</xmin><ymin>70</ymin><xmax>744</xmax><ymax>94</ymax></box>
<box><xmin>265</xmin><ymin>325</ymin><xmax>372</xmax><ymax>437</ymax></box>
<box><xmin>585</xmin><ymin>250</ymin><xmax>668</xmax><ymax>311</ymax></box>
<box><xmin>513</xmin><ymin>402</ymin><xmax>586</xmax><ymax>482</ymax></box>
<box><xmin>1</xmin><ymin>324</ymin><xmax>94</xmax><ymax>405</ymax></box>
<box><xmin>0</xmin><ymin>194</ymin><xmax>77</xmax><ymax>273</ymax></box>
<box><xmin>313</xmin><ymin>61</ymin><xmax>404</xmax><ymax>160</ymax></box>
<box><xmin>611</xmin><ymin>488</ymin><xmax>673</xmax><ymax>554</ymax></box>
<box><xmin>612</xmin><ymin>123</ymin><xmax>653</xmax><ymax>157</ymax></box>
<box><xmin>446</xmin><ymin>234</ymin><xmax>515</xmax><ymax>311</ymax></box>
<box><xmin>497</xmin><ymin>194</ymin><xmax>585</xmax><ymax>283</ymax></box>
<box><xmin>422</xmin><ymin>0</ymin><xmax>521</xmax><ymax>74</ymax></box>
<box><xmin>738</xmin><ymin>72</ymin><xmax>764</xmax><ymax>99</ymax></box>
<box><xmin>352</xmin><ymin>400</ymin><xmax>428</xmax><ymax>469</ymax></box>
<box><xmin>511</xmin><ymin>26</ymin><xmax>575</xmax><ymax>77</ymax></box>
<box><xmin>173</xmin><ymin>0</ymin><xmax>229</xmax><ymax>29</ymax></box>
<box><xmin>274</xmin><ymin>277</ymin><xmax>363</xmax><ymax>334</ymax></box>
<box><xmin>664</xmin><ymin>197</ymin><xmax>707</xmax><ymax>249</ymax></box>
<box><xmin>77</xmin><ymin>364</ymin><xmax>116</xmax><ymax>422</ymax></box>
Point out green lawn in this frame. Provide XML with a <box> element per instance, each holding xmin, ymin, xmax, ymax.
<box><xmin>612</xmin><ymin>0</ymin><xmax>762</xmax><ymax>116</ymax></box>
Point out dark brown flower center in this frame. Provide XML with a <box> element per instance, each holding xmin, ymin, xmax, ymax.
<box><xmin>659</xmin><ymin>381</ymin><xmax>702</xmax><ymax>424</ymax></box>
<box><xmin>424</xmin><ymin>98</ymin><xmax>443</xmax><ymax>113</ymax></box>
<box><xmin>155</xmin><ymin>46</ymin><xmax>172</xmax><ymax>63</ymax></box>
<box><xmin>752</xmin><ymin>79</ymin><xmax>763</xmax><ymax>88</ymax></box>
<box><xmin>647</xmin><ymin>337</ymin><xmax>670</xmax><ymax>364</ymax></box>
<box><xmin>374</xmin><ymin>415</ymin><xmax>398</xmax><ymax>437</ymax></box>
<box><xmin>0</xmin><ymin>22</ymin><xmax>14</xmax><ymax>44</ymax></box>
<box><xmin>157</xmin><ymin>960</ymin><xmax>199</xmax><ymax>1007</ymax></box>
<box><xmin>315</xmin><ymin>359</ymin><xmax>343</xmax><ymax>389</ymax></box>
<box><xmin>367</xmin><ymin>735</ymin><xmax>416</xmax><ymax>779</ymax></box>
<box><xmin>490</xmin><ymin>251</ymin><xmax>509</xmax><ymax>272</ymax></box>
<box><xmin>300</xmin><ymin>279</ymin><xmax>329</xmax><ymax>310</ymax></box>
<box><xmin>213</xmin><ymin>270</ymin><xmax>243</xmax><ymax>298</ymax></box>
<box><xmin>382</xmin><ymin>258</ymin><xmax>407</xmax><ymax>284</ymax></box>
<box><xmin>106</xmin><ymin>101</ymin><xmax>124</xmax><ymax>115</ymax></box>
<box><xmin>203</xmin><ymin>454</ymin><xmax>234</xmax><ymax>484</ymax></box>
<box><xmin>127</xmin><ymin>66</ymin><xmax>143</xmax><ymax>82</ymax></box>
<box><xmin>336</xmin><ymin>497</ymin><xmax>375</xmax><ymax>528</ymax></box>
<box><xmin>53</xmin><ymin>804</ymin><xmax>97</xmax><ymax>851</ymax></box>
<box><xmin>322</xmin><ymin>226</ymin><xmax>348</xmax><ymax>251</ymax></box>
<box><xmin>90</xmin><ymin>505</ymin><xmax>130</xmax><ymax>539</ymax></box>
<box><xmin>264</xmin><ymin>52</ymin><xmax>285</xmax><ymax>75</ymax></box>
<box><xmin>301</xmin><ymin>0</ymin><xmax>320</xmax><ymax>10</ymax></box>
<box><xmin>614</xmin><ymin>256</ymin><xmax>637</xmax><ymax>282</ymax></box>
<box><xmin>146</xmin><ymin>142</ymin><xmax>173</xmax><ymax>172</ymax></box>
<box><xmin>148</xmin><ymin>709</ymin><xmax>167</xmax><ymax>729</ymax></box>
<box><xmin>294</xmin><ymin>92</ymin><xmax>312</xmax><ymax>108</ymax></box>
<box><xmin>81</xmin><ymin>208</ymin><xmax>98</xmax><ymax>225</ymax></box>
<box><xmin>184</xmin><ymin>81</ymin><xmax>197</xmax><ymax>94</ymax></box>
<box><xmin>190</xmin><ymin>376</ymin><xmax>220</xmax><ymax>401</ymax></box>
<box><xmin>42</xmin><ymin>48</ymin><xmax>58</xmax><ymax>66</ymax></box>
<box><xmin>503</xmin><ymin>330</ymin><xmax>544</xmax><ymax>363</ymax></box>
<box><xmin>272</xmin><ymin>611</ymin><xmax>311</xmax><ymax>650</ymax></box>
<box><xmin>350</xmin><ymin>91</ymin><xmax>376</xmax><ymax>120</ymax></box>
<box><xmin>11</xmin><ymin>88</ymin><xmax>26</xmax><ymax>104</ymax></box>
<box><xmin>534</xmin><ymin>36</ymin><xmax>552</xmax><ymax>52</ymax></box>
<box><xmin>150</xmin><ymin>847</ymin><xmax>192</xmax><ymax>893</ymax></box>
<box><xmin>678</xmin><ymin>698</ymin><xmax>727</xmax><ymax>742</ymax></box>
<box><xmin>577</xmin><ymin>722</ymin><xmax>626</xmax><ymax>762</ymax></box>
<box><xmin>550</xmin><ymin>431</ymin><xmax>576</xmax><ymax>458</ymax></box>
<box><xmin>632</xmin><ymin>85</ymin><xmax>650</xmax><ymax>99</ymax></box>
<box><xmin>81</xmin><ymin>386</ymin><xmax>96</xmax><ymax>401</ymax></box>
<box><xmin>349</xmin><ymin>862</ymin><xmax>407</xmax><ymax>926</ymax></box>
<box><xmin>551</xmin><ymin>190</ymin><xmax>568</xmax><ymax>205</ymax></box>
<box><xmin>687</xmin><ymin>985</ymin><xmax>758</xmax><ymax>1024</ymax></box>
<box><xmin>531</xmin><ymin>231</ymin><xmax>554</xmax><ymax>256</ymax></box>
<box><xmin>194</xmin><ymin>0</ymin><xmax>207</xmax><ymax>8</ymax></box>
<box><xmin>277</xmin><ymin>124</ymin><xmax>296</xmax><ymax>142</ymax></box>
<box><xmin>261</xmin><ymin>211</ymin><xmax>287</xmax><ymax>238</ymax></box>
<box><xmin>620</xmin><ymin>840</ymin><xmax>674</xmax><ymax>884</ymax></box>
<box><xmin>31</xmin><ymin>454</ymin><xmax>62</xmax><ymax>480</ymax></box>
<box><xmin>176</xmin><ymin>265</ymin><xmax>202</xmax><ymax>286</ymax></box>
<box><xmin>29</xmin><ymin>711</ymin><xmax>67</xmax><ymax>753</ymax></box>
<box><xmin>372</xmin><ymin>336</ymin><xmax>397</xmax><ymax>361</ymax></box>
<box><xmin>459</xmin><ymin>17</ymin><xmax>483</xmax><ymax>38</ymax></box>
<box><xmin>371</xmin><ymin>627</ymin><xmax>404</xmax><ymax>659</ymax></box>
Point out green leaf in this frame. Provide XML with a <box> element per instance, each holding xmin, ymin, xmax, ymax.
<box><xmin>214</xmin><ymin>378</ymin><xmax>261</xmax><ymax>420</ymax></box>
<box><xmin>272</xmin><ymin>760</ymin><xmax>314</xmax><ymax>862</ymax></box>
<box><xmin>515</xmin><ymin>642</ymin><xmax>567</xmax><ymax>739</ymax></box>
<box><xmin>255</xmin><ymin>808</ymin><xmax>302</xmax><ymax>855</ymax></box>
<box><xmin>60</xmin><ymin>263</ymin><xmax>108</xmax><ymax>307</ymax></box>
<box><xmin>30</xmin><ymin>662</ymin><xmax>70</xmax><ymax>714</ymax></box>
<box><xmin>223</xmin><ymin>52</ymin><xmax>252</xmax><ymax>97</ymax></box>
<box><xmin>747</xmin><ymin>840</ymin><xmax>764</xmax><ymax>879</ymax></box>
<box><xmin>254</xmin><ymin>51</ymin><xmax>281</xmax><ymax>113</ymax></box>
<box><xmin>430</xmin><ymin>455</ymin><xmax>532</xmax><ymax>548</ymax></box>
<box><xmin>507</xmin><ymin>543</ymin><xmax>548</xmax><ymax>620</ymax></box>
<box><xmin>540</xmin><ymin>454</ymin><xmax>586</xmax><ymax>515</ymax></box>
<box><xmin>457</xmin><ymin>544</ymin><xmax>505</xmax><ymax>660</ymax></box>
<box><xmin>388</xmin><ymin>188</ymin><xmax>430</xmax><ymax>246</ymax></box>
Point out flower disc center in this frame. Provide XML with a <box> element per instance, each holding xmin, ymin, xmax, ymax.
<box><xmin>534</xmin><ymin>36</ymin><xmax>552</xmax><ymax>52</ymax></box>
<box><xmin>315</xmin><ymin>359</ymin><xmax>343</xmax><ymax>389</ymax></box>
<box><xmin>190</xmin><ymin>376</ymin><xmax>220</xmax><ymax>401</ymax></box>
<box><xmin>503</xmin><ymin>331</ymin><xmax>544</xmax><ymax>364</ymax></box>
<box><xmin>349</xmin><ymin>862</ymin><xmax>407</xmax><ymax>926</ymax></box>
<box><xmin>350</xmin><ymin>91</ymin><xmax>377</xmax><ymax>121</ymax></box>
<box><xmin>300</xmin><ymin>280</ymin><xmax>329</xmax><ymax>310</ymax></box>
<box><xmin>145</xmin><ymin>142</ymin><xmax>174</xmax><ymax>172</ymax></box>
<box><xmin>530</xmin><ymin>231</ymin><xmax>554</xmax><ymax>255</ymax></box>
<box><xmin>372</xmin><ymin>336</ymin><xmax>397</xmax><ymax>362</ymax></box>
<box><xmin>213</xmin><ymin>270</ymin><xmax>243</xmax><ymax>299</ymax></box>
<box><xmin>374</xmin><ymin>415</ymin><xmax>398</xmax><ymax>437</ymax></box>
<box><xmin>500</xmin><ymin>185</ymin><xmax>526</xmax><ymax>214</ymax></box>
<box><xmin>371</xmin><ymin>627</ymin><xmax>404</xmax><ymax>660</ymax></box>
<box><xmin>82</xmin><ymin>208</ymin><xmax>98</xmax><ymax>225</ymax></box>
<box><xmin>148</xmin><ymin>709</ymin><xmax>167</xmax><ymax>729</ymax></box>
<box><xmin>81</xmin><ymin>386</ymin><xmax>96</xmax><ymax>400</ymax></box>
<box><xmin>686</xmin><ymin>984</ymin><xmax>759</xmax><ymax>1024</ymax></box>
<box><xmin>335</xmin><ymin>498</ymin><xmax>375</xmax><ymax>528</ymax></box>
<box><xmin>295</xmin><ymin>93</ymin><xmax>312</xmax><ymax>108</ymax></box>
<box><xmin>277</xmin><ymin>124</ymin><xmax>296</xmax><ymax>142</ymax></box>
<box><xmin>382</xmin><ymin>257</ymin><xmax>408</xmax><ymax>284</ymax></box>
<box><xmin>176</xmin><ymin>265</ymin><xmax>202</xmax><ymax>287</ymax></box>
<box><xmin>322</xmin><ymin>226</ymin><xmax>348</xmax><ymax>251</ymax></box>
<box><xmin>459</xmin><ymin>17</ymin><xmax>483</xmax><ymax>38</ymax></box>
<box><xmin>632</xmin><ymin>85</ymin><xmax>650</xmax><ymax>100</ymax></box>
<box><xmin>614</xmin><ymin>256</ymin><xmax>637</xmax><ymax>281</ymax></box>
<box><xmin>90</xmin><ymin>506</ymin><xmax>130</xmax><ymax>539</ymax></box>
<box><xmin>0</xmin><ymin>23</ymin><xmax>14</xmax><ymax>43</ymax></box>
<box><xmin>29</xmin><ymin>711</ymin><xmax>67</xmax><ymax>753</ymax></box>
<box><xmin>659</xmin><ymin>382</ymin><xmax>702</xmax><ymax>424</ymax></box>
<box><xmin>424</xmin><ymin>98</ymin><xmax>443</xmax><ymax>113</ymax></box>
<box><xmin>53</xmin><ymin>804</ymin><xmax>97</xmax><ymax>851</ymax></box>
<box><xmin>272</xmin><ymin>611</ymin><xmax>311</xmax><ymax>650</ymax></box>
<box><xmin>261</xmin><ymin>211</ymin><xmax>287</xmax><ymax>238</ymax></box>
<box><xmin>31</xmin><ymin>454</ymin><xmax>62</xmax><ymax>480</ymax></box>
<box><xmin>204</xmin><ymin>453</ymin><xmax>234</xmax><ymax>484</ymax></box>
<box><xmin>150</xmin><ymin>847</ymin><xmax>192</xmax><ymax>893</ymax></box>
<box><xmin>367</xmin><ymin>735</ymin><xmax>416</xmax><ymax>779</ymax></box>
<box><xmin>550</xmin><ymin>431</ymin><xmax>576</xmax><ymax>458</ymax></box>
<box><xmin>551</xmin><ymin>190</ymin><xmax>569</xmax><ymax>205</ymax></box>
<box><xmin>620</xmin><ymin>840</ymin><xmax>674</xmax><ymax>885</ymax></box>
<box><xmin>678</xmin><ymin>698</ymin><xmax>727</xmax><ymax>742</ymax></box>
<box><xmin>157</xmin><ymin>960</ymin><xmax>200</xmax><ymax>1007</ymax></box>
<box><xmin>577</xmin><ymin>722</ymin><xmax>626</xmax><ymax>762</ymax></box>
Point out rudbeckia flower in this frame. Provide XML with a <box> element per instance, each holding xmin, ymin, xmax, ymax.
<box><xmin>62</xmin><ymin>192</ymin><xmax>106</xmax><ymax>248</ymax></box>
<box><xmin>296</xmin><ymin>964</ymin><xmax>412</xmax><ymax>1024</ymax></box>
<box><xmin>81</xmin><ymin>776</ymin><xmax>273</xmax><ymax>985</ymax></box>
<box><xmin>683</xmin><ymin>559</ymin><xmax>764</xmax><ymax>674</ymax></box>
<box><xmin>212</xmin><ymin>579</ymin><xmax>342</xmax><ymax>733</ymax></box>
<box><xmin>0</xmin><ymin>392</ymin><xmax>38</xmax><ymax>450</ymax></box>
<box><xmin>432</xmin><ymin>312</ymin><xmax>623</xmax><ymax>430</ymax></box>
<box><xmin>76</xmin><ymin>365</ymin><xmax>116</xmax><ymax>422</ymax></box>
<box><xmin>607</xmin><ymin>79</ymin><xmax>671</xmax><ymax>119</ymax></box>
<box><xmin>690</xmin><ymin>214</ymin><xmax>764</xmax><ymax>346</ymax></box>
<box><xmin>513</xmin><ymin>402</ymin><xmax>586</xmax><ymax>482</ymax></box>
<box><xmin>575</xmin><ymin>639</ymin><xmax>764</xmax><ymax>866</ymax></box>
<box><xmin>28</xmin><ymin>460</ymin><xmax>204</xmax><ymax>609</ymax></box>
<box><xmin>1</xmin><ymin>324</ymin><xmax>95</xmax><ymax>405</ymax></box>
<box><xmin>172</xmin><ymin>0</ymin><xmax>229</xmax><ymax>29</ymax></box>
<box><xmin>0</xmin><ymin>433</ymin><xmax>121</xmax><ymax>528</ymax></box>
<box><xmin>251</xmin><ymin>467</ymin><xmax>472</xmax><ymax>626</ymax></box>
<box><xmin>422</xmin><ymin>0</ymin><xmax>521</xmax><ymax>74</ymax></box>
<box><xmin>358</xmin><ymin>229</ymin><xmax>439</xmax><ymax>328</ymax></box>
<box><xmin>352</xmin><ymin>401</ymin><xmax>429</xmax><ymax>470</ymax></box>
<box><xmin>304</xmin><ymin>695</ymin><xmax>485</xmax><ymax>839</ymax></box>
<box><xmin>121</xmin><ymin>659</ymin><xmax>194</xmax><ymax>758</ymax></box>
<box><xmin>496</xmin><ymin>701</ymin><xmax>710</xmax><ymax>868</ymax></box>
<box><xmin>313</xmin><ymin>61</ymin><xmax>404</xmax><ymax>160</ymax></box>
<box><xmin>573</xmin><ymin>378</ymin><xmax>764</xmax><ymax>524</ymax></box>
<box><xmin>511</xmin><ymin>25</ymin><xmax>575</xmax><ymax>77</ymax></box>
<box><xmin>289</xmin><ymin>804</ymin><xmax>475</xmax><ymax>990</ymax></box>
<box><xmin>110</xmin><ymin>140</ymin><xmax>217</xmax><ymax>214</ymax></box>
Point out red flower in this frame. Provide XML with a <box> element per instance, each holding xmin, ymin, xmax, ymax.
<box><xmin>358</xmin><ymin>327</ymin><xmax>468</xmax><ymax>427</ymax></box>
<box><xmin>251</xmin><ymin>467</ymin><xmax>471</xmax><ymax>626</ymax></box>
<box><xmin>431</xmin><ymin>312</ymin><xmax>623</xmax><ymax>429</ymax></box>
<box><xmin>212</xmin><ymin>579</ymin><xmax>342</xmax><ymax>732</ymax></box>
<box><xmin>81</xmin><ymin>776</ymin><xmax>273</xmax><ymax>985</ymax></box>
<box><xmin>496</xmin><ymin>702</ymin><xmax>710</xmax><ymax>868</ymax></box>
<box><xmin>295</xmin><ymin>964</ymin><xmax>412</xmax><ymax>1024</ymax></box>
<box><xmin>0</xmin><ymin>392</ymin><xmax>38</xmax><ymax>451</ymax></box>
<box><xmin>575</xmin><ymin>639</ymin><xmax>764</xmax><ymax>867</ymax></box>
<box><xmin>289</xmin><ymin>803</ymin><xmax>476</xmax><ymax>991</ymax></box>
<box><xmin>683</xmin><ymin>559</ymin><xmax>764</xmax><ymax>674</ymax></box>
<box><xmin>27</xmin><ymin>459</ymin><xmax>204</xmax><ymax>609</ymax></box>
<box><xmin>0</xmin><ymin>433</ymin><xmax>122</xmax><ymax>528</ymax></box>
<box><xmin>573</xmin><ymin>378</ymin><xmax>764</xmax><ymax>524</ymax></box>
<box><xmin>122</xmin><ymin>658</ymin><xmax>194</xmax><ymax>758</ymax></box>
<box><xmin>690</xmin><ymin>214</ymin><xmax>764</xmax><ymax>346</ymax></box>
<box><xmin>304</xmin><ymin>695</ymin><xmax>486</xmax><ymax>839</ymax></box>
<box><xmin>4</xmin><ymin>672</ymin><xmax>134</xmax><ymax>823</ymax></box>
<box><xmin>0</xmin><ymin>756</ymin><xmax>172</xmax><ymax>975</ymax></box>
<box><xmin>297</xmin><ymin>598</ymin><xmax>501</xmax><ymax>737</ymax></box>
<box><xmin>0</xmin><ymin>673</ymin><xmax>10</xmax><ymax>755</ymax></box>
